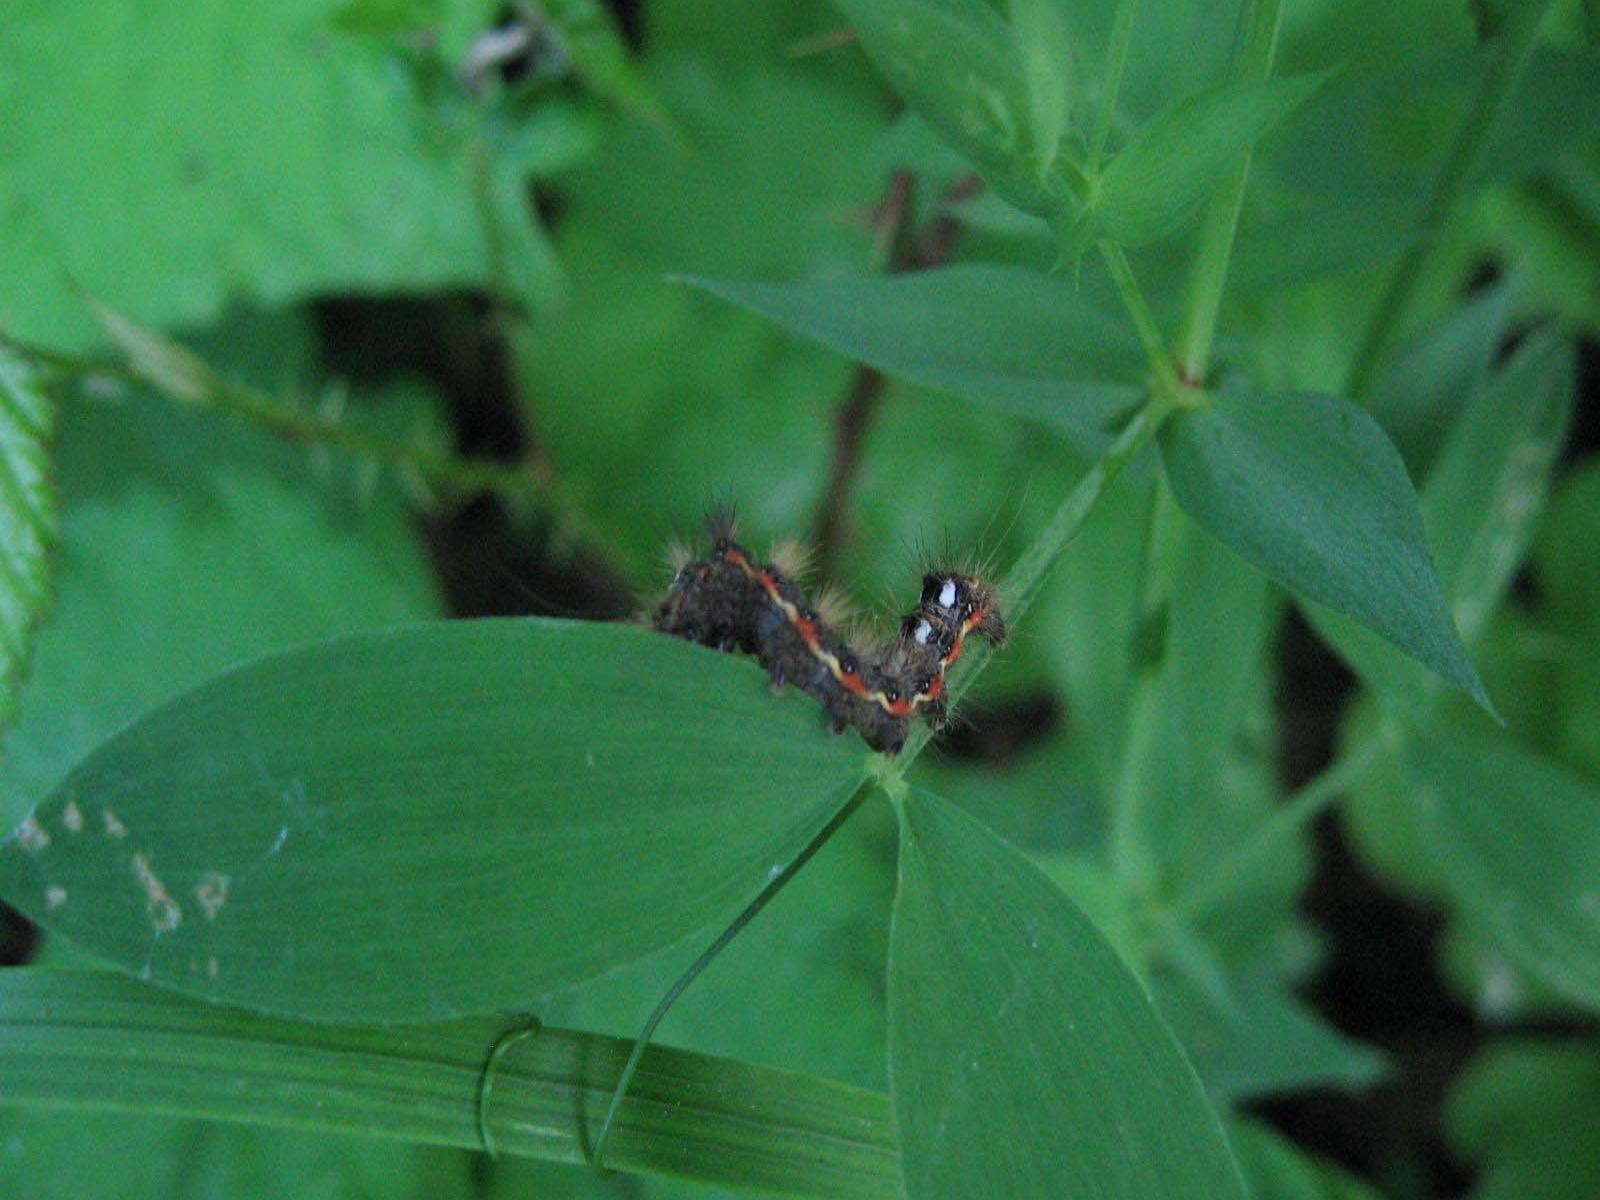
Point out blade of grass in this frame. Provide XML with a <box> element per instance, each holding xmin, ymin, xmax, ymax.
<box><xmin>0</xmin><ymin>968</ymin><xmax>899</xmax><ymax>1199</ymax></box>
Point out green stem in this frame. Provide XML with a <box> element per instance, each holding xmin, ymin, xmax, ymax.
<box><xmin>590</xmin><ymin>784</ymin><xmax>873</xmax><ymax>1173</ymax></box>
<box><xmin>1109</xmin><ymin>479</ymin><xmax>1183</xmax><ymax>896</ymax></box>
<box><xmin>73</xmin><ymin>312</ymin><xmax>556</xmax><ymax>515</ymax></box>
<box><xmin>1088</xmin><ymin>0</ymin><xmax>1141</xmax><ymax>173</ymax></box>
<box><xmin>1173</xmin><ymin>0</ymin><xmax>1286</xmax><ymax>382</ymax></box>
<box><xmin>898</xmin><ymin>398</ymin><xmax>1170</xmax><ymax>763</ymax></box>
<box><xmin>1165</xmin><ymin>742</ymin><xmax>1383</xmax><ymax>927</ymax></box>
<box><xmin>1097</xmin><ymin>241</ymin><xmax>1184</xmax><ymax>399</ymax></box>
<box><xmin>1346</xmin><ymin>0</ymin><xmax>1555</xmax><ymax>396</ymax></box>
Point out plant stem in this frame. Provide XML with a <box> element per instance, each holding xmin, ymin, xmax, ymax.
<box><xmin>1088</xmin><ymin>0</ymin><xmax>1141</xmax><ymax>174</ymax></box>
<box><xmin>1165</xmin><ymin>742</ymin><xmax>1384</xmax><ymax>927</ymax></box>
<box><xmin>1346</xmin><ymin>0</ymin><xmax>1555</xmax><ymax>396</ymax></box>
<box><xmin>590</xmin><ymin>783</ymin><xmax>873</xmax><ymax>1173</ymax></box>
<box><xmin>899</xmin><ymin>398</ymin><xmax>1170</xmax><ymax>763</ymax></box>
<box><xmin>1173</xmin><ymin>0</ymin><xmax>1286</xmax><ymax>383</ymax></box>
<box><xmin>1098</xmin><ymin>242</ymin><xmax>1184</xmax><ymax>399</ymax></box>
<box><xmin>1109</xmin><ymin>478</ymin><xmax>1183</xmax><ymax>897</ymax></box>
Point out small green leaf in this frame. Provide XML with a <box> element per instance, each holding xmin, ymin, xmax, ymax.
<box><xmin>0</xmin><ymin>342</ymin><xmax>58</xmax><ymax>737</ymax></box>
<box><xmin>0</xmin><ymin>621</ymin><xmax>865</xmax><ymax>1021</ymax></box>
<box><xmin>1160</xmin><ymin>385</ymin><xmax>1490</xmax><ymax>712</ymax></box>
<box><xmin>889</xmin><ymin>789</ymin><xmax>1247</xmax><ymax>1200</ymax></box>
<box><xmin>1007</xmin><ymin>0</ymin><xmax>1076</xmax><ymax>179</ymax></box>
<box><xmin>1083</xmin><ymin>73</ymin><xmax>1328</xmax><ymax>249</ymax></box>
<box><xmin>831</xmin><ymin>0</ymin><xmax>1053</xmax><ymax>214</ymax></box>
<box><xmin>1152</xmin><ymin>967</ymin><xmax>1386</xmax><ymax>1105</ymax></box>
<box><xmin>1310</xmin><ymin>332</ymin><xmax>1573</xmax><ymax>714</ymax></box>
<box><xmin>0</xmin><ymin>968</ymin><xmax>900</xmax><ymax>1197</ymax></box>
<box><xmin>684</xmin><ymin>267</ymin><xmax>1143</xmax><ymax>452</ymax></box>
<box><xmin>1413</xmin><ymin>733</ymin><xmax>1600</xmax><ymax>1013</ymax></box>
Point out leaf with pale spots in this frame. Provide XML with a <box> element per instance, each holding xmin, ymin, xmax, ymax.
<box><xmin>889</xmin><ymin>789</ymin><xmax>1247</xmax><ymax>1200</ymax></box>
<box><xmin>0</xmin><ymin>619</ymin><xmax>866</xmax><ymax>1022</ymax></box>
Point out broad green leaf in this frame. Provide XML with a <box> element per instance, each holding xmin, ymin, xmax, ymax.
<box><xmin>1412</xmin><ymin>733</ymin><xmax>1600</xmax><ymax>1013</ymax></box>
<box><xmin>1445</xmin><ymin>1041</ymin><xmax>1600</xmax><ymax>1200</ymax></box>
<box><xmin>0</xmin><ymin>331</ymin><xmax>441</xmax><ymax>834</ymax></box>
<box><xmin>1160</xmin><ymin>384</ymin><xmax>1490</xmax><ymax>711</ymax></box>
<box><xmin>0</xmin><ymin>0</ymin><xmax>517</xmax><ymax>348</ymax></box>
<box><xmin>1076</xmin><ymin>74</ymin><xmax>1327</xmax><ymax>250</ymax></box>
<box><xmin>540</xmin><ymin>801</ymin><xmax>895</xmax><ymax>1092</ymax></box>
<box><xmin>889</xmin><ymin>789</ymin><xmax>1247</xmax><ymax>1200</ymax></box>
<box><xmin>0</xmin><ymin>343</ymin><xmax>58</xmax><ymax>737</ymax></box>
<box><xmin>1310</xmin><ymin>332</ymin><xmax>1574</xmax><ymax>714</ymax></box>
<box><xmin>0</xmin><ymin>621</ymin><xmax>866</xmax><ymax>1021</ymax></box>
<box><xmin>830</xmin><ymin>0</ymin><xmax>1055</xmax><ymax>213</ymax></box>
<box><xmin>685</xmin><ymin>267</ymin><xmax>1143</xmax><ymax>452</ymax></box>
<box><xmin>0</xmin><ymin>968</ymin><xmax>900</xmax><ymax>1197</ymax></box>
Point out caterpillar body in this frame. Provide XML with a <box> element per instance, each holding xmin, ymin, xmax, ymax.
<box><xmin>651</xmin><ymin>514</ymin><xmax>1006</xmax><ymax>754</ymax></box>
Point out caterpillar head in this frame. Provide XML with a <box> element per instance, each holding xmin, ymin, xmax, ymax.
<box><xmin>920</xmin><ymin>573</ymin><xmax>1007</xmax><ymax>646</ymax></box>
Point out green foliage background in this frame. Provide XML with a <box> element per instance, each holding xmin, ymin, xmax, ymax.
<box><xmin>1</xmin><ymin>0</ymin><xmax>1598</xmax><ymax>1198</ymax></box>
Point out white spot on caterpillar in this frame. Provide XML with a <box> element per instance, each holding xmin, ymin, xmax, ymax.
<box><xmin>194</xmin><ymin>872</ymin><xmax>230</xmax><ymax>920</ymax></box>
<box><xmin>938</xmin><ymin>580</ymin><xmax>958</xmax><ymax>609</ymax></box>
<box><xmin>913</xmin><ymin>619</ymin><xmax>934</xmax><ymax>646</ymax></box>
<box><xmin>207</xmin><ymin>957</ymin><xmax>219</xmax><ymax>980</ymax></box>
<box><xmin>131</xmin><ymin>853</ymin><xmax>181</xmax><ymax>932</ymax></box>
<box><xmin>61</xmin><ymin>801</ymin><xmax>83</xmax><ymax>833</ymax></box>
<box><xmin>16</xmin><ymin>815</ymin><xmax>50</xmax><ymax>853</ymax></box>
<box><xmin>103</xmin><ymin>809</ymin><xmax>128</xmax><ymax>839</ymax></box>
<box><xmin>44</xmin><ymin>885</ymin><xmax>67</xmax><ymax>909</ymax></box>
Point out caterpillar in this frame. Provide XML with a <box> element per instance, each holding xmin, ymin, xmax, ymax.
<box><xmin>651</xmin><ymin>512</ymin><xmax>1006</xmax><ymax>754</ymax></box>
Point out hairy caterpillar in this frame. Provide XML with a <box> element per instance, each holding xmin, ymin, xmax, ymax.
<box><xmin>652</xmin><ymin>512</ymin><xmax>1006</xmax><ymax>753</ymax></box>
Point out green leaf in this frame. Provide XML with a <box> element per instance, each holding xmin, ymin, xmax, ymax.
<box><xmin>1228</xmin><ymin>1119</ymin><xmax>1386</xmax><ymax>1200</ymax></box>
<box><xmin>1364</xmin><ymin>287</ymin><xmax>1510</xmax><ymax>476</ymax></box>
<box><xmin>888</xmin><ymin>789</ymin><xmax>1247</xmax><ymax>1200</ymax></box>
<box><xmin>684</xmin><ymin>267</ymin><xmax>1143</xmax><ymax>452</ymax></box>
<box><xmin>0</xmin><ymin>1108</ymin><xmax>472</xmax><ymax>1200</ymax></box>
<box><xmin>1007</xmin><ymin>0</ymin><xmax>1077</xmax><ymax>176</ymax></box>
<box><xmin>544</xmin><ymin>0</ymin><xmax>673</xmax><ymax>129</ymax></box>
<box><xmin>0</xmin><ymin>342</ymin><xmax>58</xmax><ymax>738</ymax></box>
<box><xmin>0</xmin><ymin>328</ymin><xmax>442</xmax><ymax>834</ymax></box>
<box><xmin>0</xmin><ymin>0</ymin><xmax>505</xmax><ymax>348</ymax></box>
<box><xmin>830</xmin><ymin>0</ymin><xmax>1053</xmax><ymax>213</ymax></box>
<box><xmin>0</xmin><ymin>621</ymin><xmax>867</xmax><ymax>1022</ymax></box>
<box><xmin>1078</xmin><ymin>73</ymin><xmax>1327</xmax><ymax>249</ymax></box>
<box><xmin>1445</xmin><ymin>1041</ymin><xmax>1600</xmax><ymax>1200</ymax></box>
<box><xmin>1160</xmin><ymin>384</ymin><xmax>1490</xmax><ymax>712</ymax></box>
<box><xmin>1412</xmin><ymin>733</ymin><xmax>1600</xmax><ymax>1013</ymax></box>
<box><xmin>1310</xmin><ymin>332</ymin><xmax>1574</xmax><ymax>714</ymax></box>
<box><xmin>1152</xmin><ymin>967</ymin><xmax>1386</xmax><ymax>1105</ymax></box>
<box><xmin>0</xmin><ymin>968</ymin><xmax>900</xmax><ymax>1198</ymax></box>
